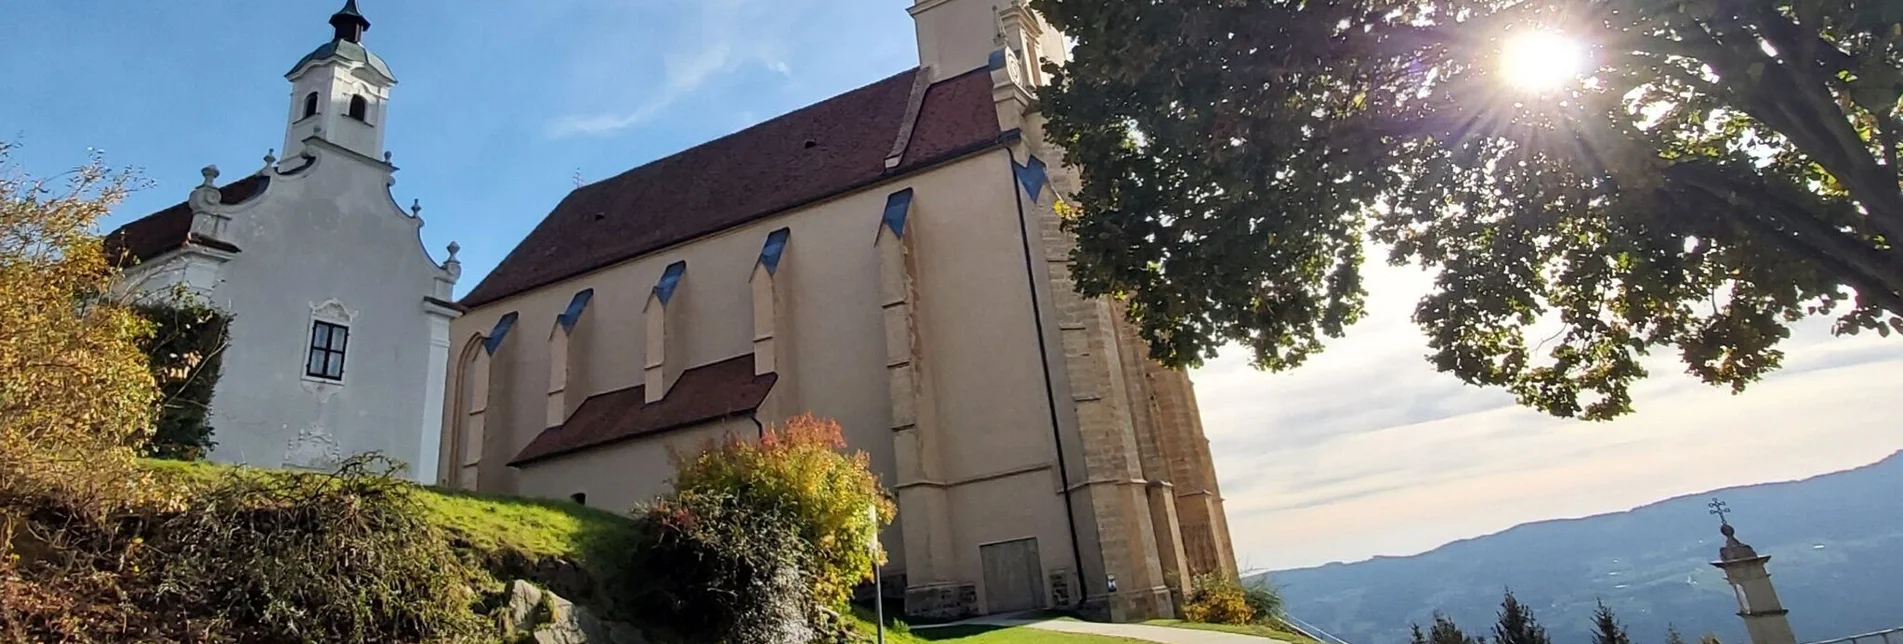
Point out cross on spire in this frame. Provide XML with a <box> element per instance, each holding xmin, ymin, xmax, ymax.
<box><xmin>1708</xmin><ymin>497</ymin><xmax>1732</xmax><ymax>526</ymax></box>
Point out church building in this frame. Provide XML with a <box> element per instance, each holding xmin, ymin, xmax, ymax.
<box><xmin>445</xmin><ymin>0</ymin><xmax>1238</xmax><ymax>621</ymax></box>
<box><xmin>106</xmin><ymin>2</ymin><xmax>461</xmax><ymax>483</ymax></box>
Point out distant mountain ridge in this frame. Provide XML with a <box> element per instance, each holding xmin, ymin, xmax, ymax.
<box><xmin>1259</xmin><ymin>451</ymin><xmax>1903</xmax><ymax>644</ymax></box>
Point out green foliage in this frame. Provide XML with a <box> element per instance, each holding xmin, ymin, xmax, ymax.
<box><xmin>1182</xmin><ymin>574</ymin><xmax>1256</xmax><ymax>625</ymax></box>
<box><xmin>1590</xmin><ymin>601</ymin><xmax>1632</xmax><ymax>644</ymax></box>
<box><xmin>133</xmin><ymin>296</ymin><xmax>229</xmax><ymax>461</ymax></box>
<box><xmin>1666</xmin><ymin>625</ymin><xmax>1688</xmax><ymax>644</ymax></box>
<box><xmin>623</xmin><ymin>489</ymin><xmax>820</xmax><ymax>644</ymax></box>
<box><xmin>1492</xmin><ymin>591</ymin><xmax>1550</xmax><ymax>644</ymax></box>
<box><xmin>150</xmin><ymin>455</ymin><xmax>485</xmax><ymax>642</ymax></box>
<box><xmin>1428</xmin><ymin>612</ymin><xmax>1481</xmax><ymax>644</ymax></box>
<box><xmin>2</xmin><ymin>455</ymin><xmax>487</xmax><ymax>643</ymax></box>
<box><xmin>1034</xmin><ymin>0</ymin><xmax>1903</xmax><ymax>419</ymax></box>
<box><xmin>669</xmin><ymin>413</ymin><xmax>895</xmax><ymax>608</ymax></box>
<box><xmin>623</xmin><ymin>414</ymin><xmax>894</xmax><ymax>643</ymax></box>
<box><xmin>1240</xmin><ymin>577</ymin><xmax>1286</xmax><ymax>622</ymax></box>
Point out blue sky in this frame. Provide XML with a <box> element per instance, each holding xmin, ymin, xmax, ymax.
<box><xmin>6</xmin><ymin>1</ymin><xmax>1900</xmax><ymax>573</ymax></box>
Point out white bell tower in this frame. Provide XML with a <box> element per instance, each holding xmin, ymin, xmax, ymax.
<box><xmin>283</xmin><ymin>0</ymin><xmax>397</xmax><ymax>162</ymax></box>
<box><xmin>1707</xmin><ymin>499</ymin><xmax>1798</xmax><ymax>644</ymax></box>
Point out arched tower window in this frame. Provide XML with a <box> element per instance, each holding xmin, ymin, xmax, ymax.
<box><xmin>347</xmin><ymin>95</ymin><xmax>369</xmax><ymax>122</ymax></box>
<box><xmin>301</xmin><ymin>92</ymin><xmax>320</xmax><ymax>119</ymax></box>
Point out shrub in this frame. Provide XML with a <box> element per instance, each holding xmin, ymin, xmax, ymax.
<box><xmin>0</xmin><ymin>143</ymin><xmax>159</xmax><ymax>516</ymax></box>
<box><xmin>623</xmin><ymin>490</ymin><xmax>819</xmax><ymax>644</ymax></box>
<box><xmin>151</xmin><ymin>456</ymin><xmax>485</xmax><ymax>642</ymax></box>
<box><xmin>132</xmin><ymin>296</ymin><xmax>230</xmax><ymax>461</ymax></box>
<box><xmin>669</xmin><ymin>414</ymin><xmax>895</xmax><ymax>608</ymax></box>
<box><xmin>1241</xmin><ymin>577</ymin><xmax>1286</xmax><ymax>622</ymax></box>
<box><xmin>1183</xmin><ymin>574</ymin><xmax>1256</xmax><ymax>625</ymax></box>
<box><xmin>1</xmin><ymin>456</ymin><xmax>487</xmax><ymax>643</ymax></box>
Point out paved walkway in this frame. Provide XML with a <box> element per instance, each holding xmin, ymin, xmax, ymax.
<box><xmin>922</xmin><ymin>617</ymin><xmax>1295</xmax><ymax>644</ymax></box>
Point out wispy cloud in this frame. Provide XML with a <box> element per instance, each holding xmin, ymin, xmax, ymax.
<box><xmin>545</xmin><ymin>0</ymin><xmax>795</xmax><ymax>138</ymax></box>
<box><xmin>1193</xmin><ymin>256</ymin><xmax>1903</xmax><ymax>571</ymax></box>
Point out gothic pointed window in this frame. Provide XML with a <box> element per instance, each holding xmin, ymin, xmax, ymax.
<box><xmin>302</xmin><ymin>92</ymin><xmax>320</xmax><ymax>120</ymax></box>
<box><xmin>347</xmin><ymin>95</ymin><xmax>369</xmax><ymax>122</ymax></box>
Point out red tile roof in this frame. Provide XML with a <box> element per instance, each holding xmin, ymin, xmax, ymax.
<box><xmin>104</xmin><ymin>174</ymin><xmax>267</xmax><ymax>265</ymax></box>
<box><xmin>508</xmin><ymin>354</ymin><xmax>777</xmax><ymax>467</ymax></box>
<box><xmin>460</xmin><ymin>66</ymin><xmax>1004</xmax><ymax>307</ymax></box>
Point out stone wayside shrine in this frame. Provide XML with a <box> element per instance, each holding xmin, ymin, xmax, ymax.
<box><xmin>1708</xmin><ymin>499</ymin><xmax>1799</xmax><ymax>644</ymax></box>
<box><xmin>105</xmin><ymin>1</ymin><xmax>461</xmax><ymax>483</ymax></box>
<box><xmin>439</xmin><ymin>0</ymin><xmax>1239</xmax><ymax>623</ymax></box>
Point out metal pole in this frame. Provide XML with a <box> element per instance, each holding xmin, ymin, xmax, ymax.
<box><xmin>875</xmin><ymin>560</ymin><xmax>886</xmax><ymax>644</ymax></box>
<box><xmin>871</xmin><ymin>504</ymin><xmax>885</xmax><ymax>644</ymax></box>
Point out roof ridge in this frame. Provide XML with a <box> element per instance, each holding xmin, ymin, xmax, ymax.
<box><xmin>573</xmin><ymin>67</ymin><xmax>924</xmax><ymax>193</ymax></box>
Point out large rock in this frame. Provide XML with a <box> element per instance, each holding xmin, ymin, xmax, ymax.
<box><xmin>500</xmin><ymin>580</ymin><xmax>648</xmax><ymax>644</ymax></box>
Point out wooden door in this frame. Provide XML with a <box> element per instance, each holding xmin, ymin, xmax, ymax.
<box><xmin>979</xmin><ymin>538</ymin><xmax>1045</xmax><ymax>614</ymax></box>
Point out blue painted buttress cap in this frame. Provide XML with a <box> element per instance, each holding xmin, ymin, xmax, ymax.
<box><xmin>557</xmin><ymin>289</ymin><xmax>594</xmax><ymax>332</ymax></box>
<box><xmin>882</xmin><ymin>189</ymin><xmax>915</xmax><ymax>239</ymax></box>
<box><xmin>483</xmin><ymin>312</ymin><xmax>518</xmax><ymax>355</ymax></box>
<box><xmin>988</xmin><ymin>49</ymin><xmax>1010</xmax><ymax>71</ymax></box>
<box><xmin>1014</xmin><ymin>155</ymin><xmax>1050</xmax><ymax>202</ymax></box>
<box><xmin>652</xmin><ymin>261</ymin><xmax>687</xmax><ymax>304</ymax></box>
<box><xmin>759</xmin><ymin>228</ymin><xmax>791</xmax><ymax>275</ymax></box>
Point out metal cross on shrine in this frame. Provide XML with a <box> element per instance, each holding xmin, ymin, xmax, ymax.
<box><xmin>1708</xmin><ymin>497</ymin><xmax>1733</xmax><ymax>526</ymax></box>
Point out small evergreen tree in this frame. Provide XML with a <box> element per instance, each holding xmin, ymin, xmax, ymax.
<box><xmin>1590</xmin><ymin>601</ymin><xmax>1632</xmax><ymax>644</ymax></box>
<box><xmin>1411</xmin><ymin>624</ymin><xmax>1429</xmax><ymax>644</ymax></box>
<box><xmin>1492</xmin><ymin>591</ymin><xmax>1551</xmax><ymax>644</ymax></box>
<box><xmin>134</xmin><ymin>296</ymin><xmax>229</xmax><ymax>460</ymax></box>
<box><xmin>1665</xmin><ymin>624</ymin><xmax>1687</xmax><ymax>644</ymax></box>
<box><xmin>1429</xmin><ymin>612</ymin><xmax>1479</xmax><ymax>644</ymax></box>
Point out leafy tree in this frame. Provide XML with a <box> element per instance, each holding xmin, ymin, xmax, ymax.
<box><xmin>1413</xmin><ymin>623</ymin><xmax>1430</xmax><ymax>644</ymax></box>
<box><xmin>133</xmin><ymin>296</ymin><xmax>229</xmax><ymax>461</ymax></box>
<box><xmin>0</xmin><ymin>143</ymin><xmax>158</xmax><ymax>513</ymax></box>
<box><xmin>1034</xmin><ymin>0</ymin><xmax>1903</xmax><ymax>419</ymax></box>
<box><xmin>1429</xmin><ymin>612</ymin><xmax>1482</xmax><ymax>644</ymax></box>
<box><xmin>669</xmin><ymin>413</ymin><xmax>895</xmax><ymax>608</ymax></box>
<box><xmin>1591</xmin><ymin>601</ymin><xmax>1633</xmax><ymax>644</ymax></box>
<box><xmin>1492</xmin><ymin>591</ymin><xmax>1551</xmax><ymax>644</ymax></box>
<box><xmin>1666</xmin><ymin>625</ymin><xmax>1688</xmax><ymax>644</ymax></box>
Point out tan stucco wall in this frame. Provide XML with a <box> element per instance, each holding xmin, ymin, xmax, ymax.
<box><xmin>446</xmin><ymin>148</ymin><xmax>1078</xmax><ymax>588</ymax></box>
<box><xmin>512</xmin><ymin>416</ymin><xmax>756</xmax><ymax>514</ymax></box>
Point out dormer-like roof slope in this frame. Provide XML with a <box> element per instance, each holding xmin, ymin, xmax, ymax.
<box><xmin>459</xmin><ymin>65</ymin><xmax>1002</xmax><ymax>308</ymax></box>
<box><xmin>104</xmin><ymin>174</ymin><xmax>268</xmax><ymax>265</ymax></box>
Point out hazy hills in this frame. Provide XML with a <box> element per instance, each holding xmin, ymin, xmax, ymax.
<box><xmin>1260</xmin><ymin>451</ymin><xmax>1903</xmax><ymax>643</ymax></box>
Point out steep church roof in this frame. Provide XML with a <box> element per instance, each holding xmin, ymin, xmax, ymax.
<box><xmin>104</xmin><ymin>174</ymin><xmax>267</xmax><ymax>265</ymax></box>
<box><xmin>459</xmin><ymin>65</ymin><xmax>1003</xmax><ymax>308</ymax></box>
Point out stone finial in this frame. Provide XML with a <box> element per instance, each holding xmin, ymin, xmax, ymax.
<box><xmin>200</xmin><ymin>165</ymin><xmax>220</xmax><ymax>187</ymax></box>
<box><xmin>411</xmin><ymin>199</ymin><xmax>423</xmax><ymax>218</ymax></box>
<box><xmin>384</xmin><ymin>151</ymin><xmax>394</xmax><ymax>163</ymax></box>
<box><xmin>264</xmin><ymin>149</ymin><xmax>277</xmax><ymax>166</ymax></box>
<box><xmin>444</xmin><ymin>241</ymin><xmax>463</xmax><ymax>278</ymax></box>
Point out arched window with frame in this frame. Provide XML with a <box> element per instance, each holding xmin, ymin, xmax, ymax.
<box><xmin>347</xmin><ymin>94</ymin><xmax>369</xmax><ymax>122</ymax></box>
<box><xmin>301</xmin><ymin>92</ymin><xmax>320</xmax><ymax>119</ymax></box>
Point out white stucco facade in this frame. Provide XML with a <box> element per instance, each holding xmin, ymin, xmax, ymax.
<box><xmin>115</xmin><ymin>9</ymin><xmax>458</xmax><ymax>482</ymax></box>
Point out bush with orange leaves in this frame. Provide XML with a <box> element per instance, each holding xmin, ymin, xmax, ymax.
<box><xmin>669</xmin><ymin>414</ymin><xmax>895</xmax><ymax>608</ymax></box>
